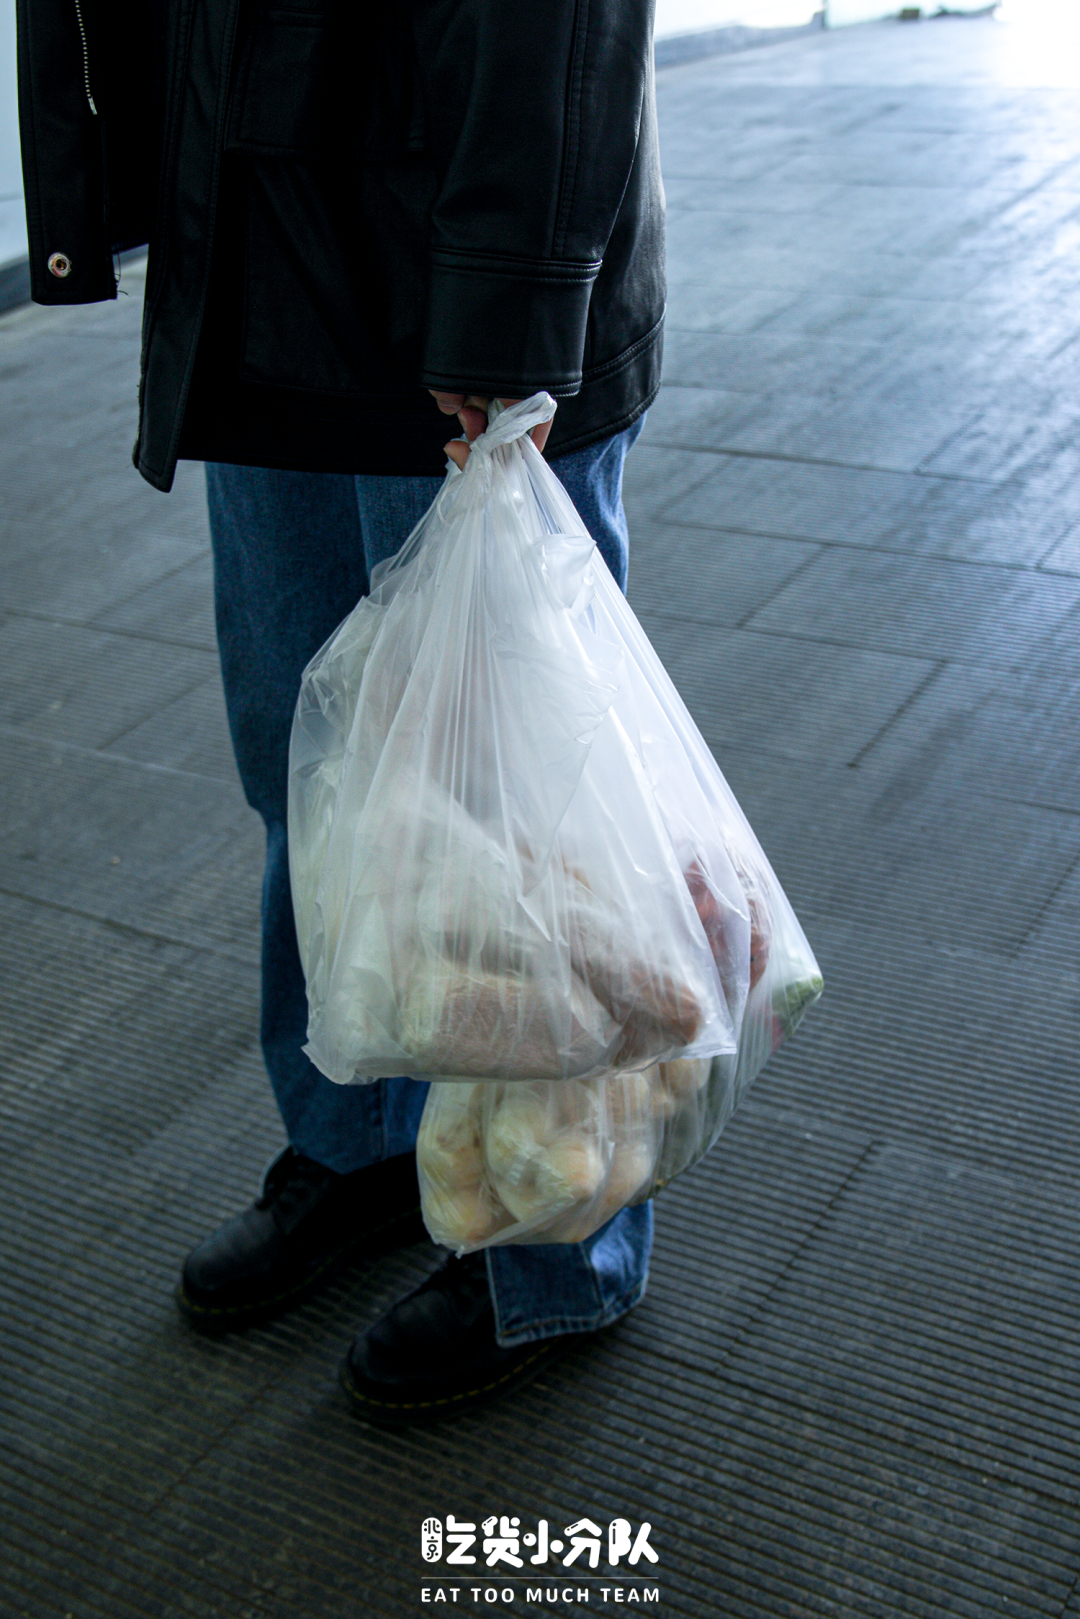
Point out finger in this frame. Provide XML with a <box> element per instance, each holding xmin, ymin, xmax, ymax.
<box><xmin>430</xmin><ymin>390</ymin><xmax>466</xmax><ymax>414</ymax></box>
<box><xmin>445</xmin><ymin>440</ymin><xmax>470</xmax><ymax>470</ymax></box>
<box><xmin>496</xmin><ymin>398</ymin><xmax>551</xmax><ymax>455</ymax></box>
<box><xmin>457</xmin><ymin>400</ymin><xmax>490</xmax><ymax>443</ymax></box>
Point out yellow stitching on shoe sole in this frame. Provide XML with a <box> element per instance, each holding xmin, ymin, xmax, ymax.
<box><xmin>179</xmin><ymin>1204</ymin><xmax>423</xmax><ymax>1317</ymax></box>
<box><xmin>343</xmin><ymin>1341</ymin><xmax>564</xmax><ymax>1413</ymax></box>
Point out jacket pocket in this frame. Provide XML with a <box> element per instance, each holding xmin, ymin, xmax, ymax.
<box><xmin>238</xmin><ymin>156</ymin><xmax>436</xmax><ymax>393</ymax></box>
<box><xmin>225</xmin><ymin>4</ymin><xmax>426</xmax><ymax>159</ymax></box>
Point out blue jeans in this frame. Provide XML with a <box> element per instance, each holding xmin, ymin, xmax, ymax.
<box><xmin>205</xmin><ymin>421</ymin><xmax>652</xmax><ymax>1347</ymax></box>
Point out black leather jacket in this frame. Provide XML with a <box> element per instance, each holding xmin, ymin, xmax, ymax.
<box><xmin>18</xmin><ymin>0</ymin><xmax>665</xmax><ymax>489</ymax></box>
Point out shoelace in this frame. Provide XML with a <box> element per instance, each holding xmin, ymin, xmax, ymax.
<box><xmin>257</xmin><ymin>1149</ymin><xmax>333</xmax><ymax>1218</ymax></box>
<box><xmin>419</xmin><ymin>1251</ymin><xmax>490</xmax><ymax>1311</ymax></box>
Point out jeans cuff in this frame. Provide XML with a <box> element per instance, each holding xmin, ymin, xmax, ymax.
<box><xmin>491</xmin><ymin>1274</ymin><xmax>649</xmax><ymax>1348</ymax></box>
<box><xmin>487</xmin><ymin>1212</ymin><xmax>652</xmax><ymax>1352</ymax></box>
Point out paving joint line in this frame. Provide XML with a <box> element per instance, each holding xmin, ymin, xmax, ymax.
<box><xmin>98</xmin><ymin>669</ymin><xmax>224</xmax><ymax>752</ymax></box>
<box><xmin>733</xmin><ymin>541</ymin><xmax>824</xmax><ymax>630</ymax></box>
<box><xmin>978</xmin><ymin>791</ymin><xmax>1080</xmax><ymax>821</ymax></box>
<box><xmin>0</xmin><ymin>885</ymin><xmax>261</xmax><ymax>968</ymax></box>
<box><xmin>1</xmin><ymin>601</ymin><xmax>214</xmax><ymax>654</ymax></box>
<box><xmin>641</xmin><ymin>608</ymin><xmax>948</xmax><ymax>669</ymax></box>
<box><xmin>1007</xmin><ymin>843</ymin><xmax>1080</xmax><ymax>962</ymax></box>
<box><xmin>83</xmin><ymin>547</ymin><xmax>214</xmax><ymax>621</ymax></box>
<box><xmin>0</xmin><ymin>724</ymin><xmax>237</xmax><ymax>786</ymax></box>
<box><xmin>0</xmin><ymin>1462</ymin><xmax>296</xmax><ymax>1619</ymax></box>
<box><xmin>647</xmin><ymin>517</ymin><xmax>1071</xmax><ymax>575</ymax></box>
<box><xmin>846</xmin><ymin>658</ymin><xmax>949</xmax><ymax>769</ymax></box>
<box><xmin>706</xmin><ymin>1137</ymin><xmax>881</xmax><ymax>1377</ymax></box>
<box><xmin>132</xmin><ymin>1355</ymin><xmax>317</xmax><ymax>1527</ymax></box>
<box><xmin>643</xmin><ymin>435</ymin><xmax>1004</xmax><ymax>486</ymax></box>
<box><xmin>704</xmin><ymin>618</ymin><xmax>1048</xmax><ymax>671</ymax></box>
<box><xmin>911</xmin><ymin>410</ymin><xmax>989</xmax><ymax>477</ymax></box>
<box><xmin>1036</xmin><ymin>529</ymin><xmax>1080</xmax><ymax>572</ymax></box>
<box><xmin>715</xmin><ymin>1357</ymin><xmax>1080</xmax><ymax>1517</ymax></box>
<box><xmin>741</xmin><ymin>1101</ymin><xmax>1080</xmax><ymax>1208</ymax></box>
<box><xmin>1054</xmin><ymin>1569</ymin><xmax>1080</xmax><ymax>1619</ymax></box>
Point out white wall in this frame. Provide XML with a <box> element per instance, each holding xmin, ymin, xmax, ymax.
<box><xmin>656</xmin><ymin>0</ymin><xmax>995</xmax><ymax>31</ymax></box>
<box><xmin>824</xmin><ymin>0</ymin><xmax>887</xmax><ymax>18</ymax></box>
<box><xmin>1</xmin><ymin>0</ymin><xmax>26</xmax><ymax>266</ymax></box>
<box><xmin>655</xmin><ymin>0</ymin><xmax>819</xmax><ymax>36</ymax></box>
<box><xmin>827</xmin><ymin>0</ymin><xmax>989</xmax><ymax>20</ymax></box>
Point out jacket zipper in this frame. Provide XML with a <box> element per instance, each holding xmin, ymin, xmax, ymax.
<box><xmin>72</xmin><ymin>0</ymin><xmax>98</xmax><ymax>115</ymax></box>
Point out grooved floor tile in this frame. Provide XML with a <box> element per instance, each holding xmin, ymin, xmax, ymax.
<box><xmin>0</xmin><ymin>518</ymin><xmax>208</xmax><ymax>621</ymax></box>
<box><xmin>749</xmin><ymin>910</ymin><xmax>1080</xmax><ymax>1181</ymax></box>
<box><xmin>718</xmin><ymin>744</ymin><xmax>1080</xmax><ymax>957</ymax></box>
<box><xmin>0</xmin><ymin>732</ymin><xmax>263</xmax><ymax>959</ymax></box>
<box><xmin>724</xmin><ymin>1147</ymin><xmax>1080</xmax><ymax>1505</ymax></box>
<box><xmin>640</xmin><ymin>381</ymin><xmax>976</xmax><ymax>475</ymax></box>
<box><xmin>745</xmin><ymin>548</ymin><xmax>1080</xmax><ymax>666</ymax></box>
<box><xmin>91</xmin><ymin>550</ymin><xmax>216</xmax><ymax>648</ymax></box>
<box><xmin>1040</xmin><ymin>524</ymin><xmax>1080</xmax><ymax>576</ymax></box>
<box><xmin>637</xmin><ymin>613</ymin><xmax>936</xmax><ymax>764</ymax></box>
<box><xmin>919</xmin><ymin>406</ymin><xmax>1080</xmax><ymax>484</ymax></box>
<box><xmin>666</xmin><ymin>448</ymin><xmax>1080</xmax><ymax>565</ymax></box>
<box><xmin>627</xmin><ymin>522</ymin><xmax>818</xmax><ymax>627</ymax></box>
<box><xmin>0</xmin><ymin>618</ymin><xmax>217</xmax><ymax>747</ymax></box>
<box><xmin>854</xmin><ymin>660</ymin><xmax>1080</xmax><ymax>814</ymax></box>
<box><xmin>104</xmin><ymin>676</ymin><xmax>240</xmax><ymax>782</ymax></box>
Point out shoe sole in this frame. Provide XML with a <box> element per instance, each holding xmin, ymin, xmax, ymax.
<box><xmin>176</xmin><ymin>1207</ymin><xmax>429</xmax><ymax>1334</ymax></box>
<box><xmin>338</xmin><ymin>1332</ymin><xmax>584</xmax><ymax>1427</ymax></box>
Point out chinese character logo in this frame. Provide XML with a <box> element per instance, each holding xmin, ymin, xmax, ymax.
<box><xmin>421</xmin><ymin>1518</ymin><xmax>442</xmax><ymax>1564</ymax></box>
<box><xmin>419</xmin><ymin>1515</ymin><xmax>658</xmax><ymax>1569</ymax></box>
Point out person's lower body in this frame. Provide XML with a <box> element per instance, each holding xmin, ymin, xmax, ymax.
<box><xmin>186</xmin><ymin>421</ymin><xmax>652</xmax><ymax>1411</ymax></box>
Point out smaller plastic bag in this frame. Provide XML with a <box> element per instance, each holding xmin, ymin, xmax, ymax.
<box><xmin>417</xmin><ymin>844</ymin><xmax>822</xmax><ymax>1252</ymax></box>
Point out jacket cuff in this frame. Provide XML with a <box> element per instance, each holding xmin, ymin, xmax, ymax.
<box><xmin>420</xmin><ymin>249</ymin><xmax>601</xmax><ymax>397</ymax></box>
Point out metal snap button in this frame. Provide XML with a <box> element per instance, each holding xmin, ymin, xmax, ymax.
<box><xmin>47</xmin><ymin>252</ymin><xmax>72</xmax><ymax>278</ymax></box>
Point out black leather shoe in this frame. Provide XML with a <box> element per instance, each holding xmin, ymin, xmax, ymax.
<box><xmin>340</xmin><ymin>1251</ymin><xmax>592</xmax><ymax>1425</ymax></box>
<box><xmin>178</xmin><ymin>1147</ymin><xmax>427</xmax><ymax>1331</ymax></box>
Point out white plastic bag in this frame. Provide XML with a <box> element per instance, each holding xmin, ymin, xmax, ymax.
<box><xmin>288</xmin><ymin>394</ymin><xmax>821</xmax><ymax>1245</ymax></box>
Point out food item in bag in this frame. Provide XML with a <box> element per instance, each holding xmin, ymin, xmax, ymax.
<box><xmin>398</xmin><ymin>965</ymin><xmax>615</xmax><ymax>1083</ymax></box>
<box><xmin>487</xmin><ymin>1087</ymin><xmax>606</xmax><ymax>1224</ymax></box>
<box><xmin>564</xmin><ymin>867</ymin><xmax>706</xmax><ymax>1062</ymax></box>
<box><xmin>654</xmin><ymin>1055</ymin><xmax>711</xmax><ymax>1118</ymax></box>
<box><xmin>588</xmin><ymin>1071</ymin><xmax>658</xmax><ymax>1222</ymax></box>
<box><xmin>414</xmin><ymin>1083</ymin><xmax>512</xmax><ymax>1248</ymax></box>
<box><xmin>417</xmin><ymin>1071</ymin><xmax>663</xmax><ymax>1250</ymax></box>
<box><xmin>686</xmin><ymin>857</ymin><xmax>770</xmax><ymax>1000</ymax></box>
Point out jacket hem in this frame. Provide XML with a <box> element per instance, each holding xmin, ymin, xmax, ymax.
<box><xmin>170</xmin><ymin>313</ymin><xmax>664</xmax><ymax>482</ymax></box>
<box><xmin>548</xmin><ymin>381</ymin><xmax>660</xmax><ymax>463</ymax></box>
<box><xmin>134</xmin><ymin>449</ymin><xmax>176</xmax><ymax>493</ymax></box>
<box><xmin>581</xmin><ymin>312</ymin><xmax>665</xmax><ymax>384</ymax></box>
